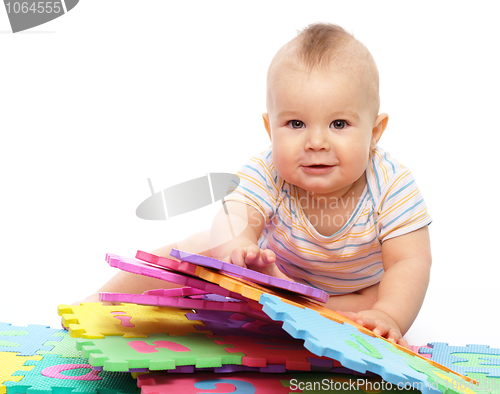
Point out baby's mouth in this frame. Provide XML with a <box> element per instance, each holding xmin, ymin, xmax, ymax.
<box><xmin>308</xmin><ymin>164</ymin><xmax>331</xmax><ymax>168</ymax></box>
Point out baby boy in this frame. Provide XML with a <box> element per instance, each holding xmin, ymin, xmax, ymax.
<box><xmin>210</xmin><ymin>23</ymin><xmax>432</xmax><ymax>348</ymax></box>
<box><xmin>81</xmin><ymin>23</ymin><xmax>432</xmax><ymax>348</ymax></box>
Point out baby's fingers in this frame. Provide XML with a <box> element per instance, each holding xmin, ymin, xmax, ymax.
<box><xmin>245</xmin><ymin>245</ymin><xmax>261</xmax><ymax>265</ymax></box>
<box><xmin>335</xmin><ymin>311</ymin><xmax>360</xmax><ymax>323</ymax></box>
<box><xmin>261</xmin><ymin>249</ymin><xmax>276</xmax><ymax>265</ymax></box>
<box><xmin>229</xmin><ymin>247</ymin><xmax>249</xmax><ymax>268</ymax></box>
<box><xmin>372</xmin><ymin>322</ymin><xmax>391</xmax><ymax>338</ymax></box>
<box><xmin>245</xmin><ymin>247</ymin><xmax>275</xmax><ymax>269</ymax></box>
<box><xmin>397</xmin><ymin>337</ymin><xmax>410</xmax><ymax>350</ymax></box>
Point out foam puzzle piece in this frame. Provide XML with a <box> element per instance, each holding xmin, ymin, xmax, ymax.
<box><xmin>106</xmin><ymin>253</ymin><xmax>250</xmax><ymax>302</ymax></box>
<box><xmin>168</xmin><ymin>249</ymin><xmax>329</xmax><ymax>303</ymax></box>
<box><xmin>93</xmin><ymin>363</ymin><xmax>290</xmax><ymax>374</ymax></box>
<box><xmin>36</xmin><ymin>331</ymin><xmax>82</xmax><ymax>358</ymax></box>
<box><xmin>137</xmin><ymin>372</ymin><xmax>301</xmax><ymax>394</ymax></box>
<box><xmin>419</xmin><ymin>343</ymin><xmax>500</xmax><ymax>378</ymax></box>
<box><xmin>135</xmin><ymin>250</ymin><xmax>200</xmax><ymax>276</ymax></box>
<box><xmin>3</xmin><ymin>354</ymin><xmax>139</xmax><ymax>394</ymax></box>
<box><xmin>0</xmin><ymin>322</ymin><xmax>64</xmax><ymax>356</ymax></box>
<box><xmin>186</xmin><ymin>310</ymin><xmax>288</xmax><ymax>339</ymax></box>
<box><xmin>259</xmin><ymin>293</ymin><xmax>481</xmax><ymax>394</ymax></box>
<box><xmin>137</xmin><ymin>371</ymin><xmax>424</xmax><ymax>394</ymax></box>
<box><xmin>412</xmin><ymin>346</ymin><xmax>432</xmax><ymax>359</ymax></box>
<box><xmin>0</xmin><ymin>352</ymin><xmax>43</xmax><ymax>394</ymax></box>
<box><xmin>466</xmin><ymin>374</ymin><xmax>500</xmax><ymax>394</ymax></box>
<box><xmin>146</xmin><ymin>290</ymin><xmax>266</xmax><ymax>313</ymax></box>
<box><xmin>111</xmin><ymin>253</ymin><xmax>314</xmax><ymax>310</ymax></box>
<box><xmin>213</xmin><ymin>335</ymin><xmax>335</xmax><ymax>371</ymax></box>
<box><xmin>58</xmin><ymin>303</ymin><xmax>210</xmax><ymax>339</ymax></box>
<box><xmin>384</xmin><ymin>343</ymin><xmax>492</xmax><ymax>394</ymax></box>
<box><xmin>144</xmin><ymin>287</ymin><xmax>208</xmax><ymax>297</ymax></box>
<box><xmin>100</xmin><ymin>291</ymin><xmax>259</xmax><ymax>315</ymax></box>
<box><xmin>76</xmin><ymin>333</ymin><xmax>245</xmax><ymax>372</ymax></box>
<box><xmin>102</xmin><ymin>291</ymin><xmax>272</xmax><ymax>323</ymax></box>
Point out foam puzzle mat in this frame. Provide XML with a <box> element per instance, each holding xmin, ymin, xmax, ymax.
<box><xmin>2</xmin><ymin>251</ymin><xmax>500</xmax><ymax>394</ymax></box>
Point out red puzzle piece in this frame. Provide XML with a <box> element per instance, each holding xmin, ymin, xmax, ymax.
<box><xmin>214</xmin><ymin>336</ymin><xmax>333</xmax><ymax>371</ymax></box>
<box><xmin>137</xmin><ymin>372</ymin><xmax>301</xmax><ymax>394</ymax></box>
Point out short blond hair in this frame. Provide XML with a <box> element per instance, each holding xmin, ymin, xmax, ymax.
<box><xmin>267</xmin><ymin>23</ymin><xmax>380</xmax><ymax>116</ymax></box>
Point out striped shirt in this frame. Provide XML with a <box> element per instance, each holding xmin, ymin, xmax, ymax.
<box><xmin>224</xmin><ymin>145</ymin><xmax>432</xmax><ymax>295</ymax></box>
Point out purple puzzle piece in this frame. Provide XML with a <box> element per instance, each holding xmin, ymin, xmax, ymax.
<box><xmin>136</xmin><ymin>249</ymin><xmax>328</xmax><ymax>303</ymax></box>
<box><xmin>186</xmin><ymin>310</ymin><xmax>288</xmax><ymax>339</ymax></box>
<box><xmin>168</xmin><ymin>249</ymin><xmax>328</xmax><ymax>303</ymax></box>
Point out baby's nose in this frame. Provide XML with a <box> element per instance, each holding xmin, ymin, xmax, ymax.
<box><xmin>305</xmin><ymin>128</ymin><xmax>330</xmax><ymax>150</ymax></box>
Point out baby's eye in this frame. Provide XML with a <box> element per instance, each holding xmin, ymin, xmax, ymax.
<box><xmin>331</xmin><ymin>120</ymin><xmax>347</xmax><ymax>129</ymax></box>
<box><xmin>288</xmin><ymin>120</ymin><xmax>305</xmax><ymax>129</ymax></box>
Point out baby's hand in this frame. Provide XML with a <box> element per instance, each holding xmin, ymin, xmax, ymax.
<box><xmin>225</xmin><ymin>245</ymin><xmax>277</xmax><ymax>277</ymax></box>
<box><xmin>337</xmin><ymin>309</ymin><xmax>409</xmax><ymax>349</ymax></box>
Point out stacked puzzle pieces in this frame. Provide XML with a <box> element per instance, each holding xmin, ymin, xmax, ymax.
<box><xmin>2</xmin><ymin>249</ymin><xmax>500</xmax><ymax>394</ymax></box>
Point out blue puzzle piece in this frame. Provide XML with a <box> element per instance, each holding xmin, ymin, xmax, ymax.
<box><xmin>36</xmin><ymin>331</ymin><xmax>82</xmax><ymax>358</ymax></box>
<box><xmin>420</xmin><ymin>343</ymin><xmax>500</xmax><ymax>378</ymax></box>
<box><xmin>4</xmin><ymin>354</ymin><xmax>139</xmax><ymax>394</ymax></box>
<box><xmin>258</xmin><ymin>294</ymin><xmax>486</xmax><ymax>394</ymax></box>
<box><xmin>258</xmin><ymin>295</ymin><xmax>429</xmax><ymax>387</ymax></box>
<box><xmin>0</xmin><ymin>322</ymin><xmax>64</xmax><ymax>356</ymax></box>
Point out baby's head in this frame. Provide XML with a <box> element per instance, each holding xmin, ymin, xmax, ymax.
<box><xmin>263</xmin><ymin>23</ymin><xmax>388</xmax><ymax>198</ymax></box>
<box><xmin>266</xmin><ymin>23</ymin><xmax>380</xmax><ymax>120</ymax></box>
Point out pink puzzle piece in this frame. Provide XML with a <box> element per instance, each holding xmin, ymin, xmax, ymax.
<box><xmin>105</xmin><ymin>254</ymin><xmax>250</xmax><ymax>302</ymax></box>
<box><xmin>99</xmin><ymin>291</ymin><xmax>272</xmax><ymax>322</ymax></box>
<box><xmin>137</xmin><ymin>372</ymin><xmax>300</xmax><ymax>394</ymax></box>
<box><xmin>145</xmin><ymin>287</ymin><xmax>208</xmax><ymax>297</ymax></box>
<box><xmin>135</xmin><ymin>250</ymin><xmax>199</xmax><ymax>277</ymax></box>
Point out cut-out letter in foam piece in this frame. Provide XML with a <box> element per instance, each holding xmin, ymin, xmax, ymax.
<box><xmin>41</xmin><ymin>364</ymin><xmax>102</xmax><ymax>380</ymax></box>
<box><xmin>128</xmin><ymin>340</ymin><xmax>191</xmax><ymax>353</ymax></box>
<box><xmin>346</xmin><ymin>334</ymin><xmax>383</xmax><ymax>359</ymax></box>
<box><xmin>3</xmin><ymin>355</ymin><xmax>138</xmax><ymax>394</ymax></box>
<box><xmin>194</xmin><ymin>379</ymin><xmax>256</xmax><ymax>393</ymax></box>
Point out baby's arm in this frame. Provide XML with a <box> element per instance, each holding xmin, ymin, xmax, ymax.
<box><xmin>210</xmin><ymin>201</ymin><xmax>290</xmax><ymax>279</ymax></box>
<box><xmin>338</xmin><ymin>226</ymin><xmax>432</xmax><ymax>346</ymax></box>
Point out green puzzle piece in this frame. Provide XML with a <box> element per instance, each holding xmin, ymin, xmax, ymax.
<box><xmin>383</xmin><ymin>343</ymin><xmax>492</xmax><ymax>394</ymax></box>
<box><xmin>453</xmin><ymin>353</ymin><xmax>500</xmax><ymax>370</ymax></box>
<box><xmin>346</xmin><ymin>335</ymin><xmax>383</xmax><ymax>360</ymax></box>
<box><xmin>467</xmin><ymin>374</ymin><xmax>500</xmax><ymax>394</ymax></box>
<box><xmin>77</xmin><ymin>333</ymin><xmax>245</xmax><ymax>372</ymax></box>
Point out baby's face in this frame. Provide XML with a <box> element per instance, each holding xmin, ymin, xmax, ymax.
<box><xmin>265</xmin><ymin>65</ymin><xmax>382</xmax><ymax>200</ymax></box>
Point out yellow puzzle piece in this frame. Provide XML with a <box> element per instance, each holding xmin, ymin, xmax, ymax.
<box><xmin>57</xmin><ymin>303</ymin><xmax>211</xmax><ymax>339</ymax></box>
<box><xmin>0</xmin><ymin>352</ymin><xmax>42</xmax><ymax>394</ymax></box>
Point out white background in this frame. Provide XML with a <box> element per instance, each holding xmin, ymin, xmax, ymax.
<box><xmin>1</xmin><ymin>1</ymin><xmax>499</xmax><ymax>348</ymax></box>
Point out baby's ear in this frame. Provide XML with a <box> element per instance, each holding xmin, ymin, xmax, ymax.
<box><xmin>371</xmin><ymin>113</ymin><xmax>389</xmax><ymax>150</ymax></box>
<box><xmin>262</xmin><ymin>113</ymin><xmax>272</xmax><ymax>140</ymax></box>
